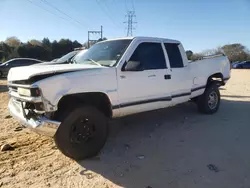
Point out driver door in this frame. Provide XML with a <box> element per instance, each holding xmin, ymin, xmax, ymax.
<box><xmin>117</xmin><ymin>41</ymin><xmax>172</xmax><ymax>116</ymax></box>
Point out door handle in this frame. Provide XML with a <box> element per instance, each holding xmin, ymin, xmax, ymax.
<box><xmin>164</xmin><ymin>75</ymin><xmax>171</xmax><ymax>79</ymax></box>
<box><xmin>148</xmin><ymin>74</ymin><xmax>156</xmax><ymax>77</ymax></box>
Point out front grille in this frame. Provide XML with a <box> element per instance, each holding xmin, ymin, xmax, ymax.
<box><xmin>25</xmin><ymin>102</ymin><xmax>44</xmax><ymax>111</ymax></box>
<box><xmin>12</xmin><ymin>80</ymin><xmax>31</xmax><ymax>85</ymax></box>
<box><xmin>8</xmin><ymin>86</ymin><xmax>18</xmax><ymax>92</ymax></box>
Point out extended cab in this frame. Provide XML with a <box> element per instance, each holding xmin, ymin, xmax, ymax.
<box><xmin>7</xmin><ymin>37</ymin><xmax>231</xmax><ymax>160</ymax></box>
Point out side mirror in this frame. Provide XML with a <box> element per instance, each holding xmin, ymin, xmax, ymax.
<box><xmin>66</xmin><ymin>59</ymin><xmax>72</xmax><ymax>64</ymax></box>
<box><xmin>124</xmin><ymin>61</ymin><xmax>143</xmax><ymax>71</ymax></box>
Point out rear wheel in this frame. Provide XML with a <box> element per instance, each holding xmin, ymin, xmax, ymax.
<box><xmin>196</xmin><ymin>83</ymin><xmax>220</xmax><ymax>114</ymax></box>
<box><xmin>54</xmin><ymin>106</ymin><xmax>108</xmax><ymax>160</ymax></box>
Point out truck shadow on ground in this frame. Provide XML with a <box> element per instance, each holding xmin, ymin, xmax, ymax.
<box><xmin>221</xmin><ymin>95</ymin><xmax>250</xmax><ymax>99</ymax></box>
<box><xmin>78</xmin><ymin>99</ymin><xmax>250</xmax><ymax>188</ymax></box>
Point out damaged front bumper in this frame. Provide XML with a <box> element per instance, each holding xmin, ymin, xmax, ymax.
<box><xmin>8</xmin><ymin>97</ymin><xmax>60</xmax><ymax>137</ymax></box>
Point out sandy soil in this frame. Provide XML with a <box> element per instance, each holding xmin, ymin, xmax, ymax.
<box><xmin>0</xmin><ymin>70</ymin><xmax>250</xmax><ymax>188</ymax></box>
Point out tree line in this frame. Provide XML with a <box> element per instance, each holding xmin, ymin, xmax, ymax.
<box><xmin>1</xmin><ymin>36</ymin><xmax>249</xmax><ymax>63</ymax></box>
<box><xmin>186</xmin><ymin>43</ymin><xmax>250</xmax><ymax>62</ymax></box>
<box><xmin>0</xmin><ymin>36</ymin><xmax>86</xmax><ymax>62</ymax></box>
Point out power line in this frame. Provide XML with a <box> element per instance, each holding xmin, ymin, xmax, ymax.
<box><xmin>124</xmin><ymin>11</ymin><xmax>137</xmax><ymax>36</ymax></box>
<box><xmin>131</xmin><ymin>0</ymin><xmax>135</xmax><ymax>11</ymax></box>
<box><xmin>41</xmin><ymin>0</ymin><xmax>85</xmax><ymax>28</ymax></box>
<box><xmin>131</xmin><ymin>0</ymin><xmax>137</xmax><ymax>30</ymax></box>
<box><xmin>26</xmin><ymin>0</ymin><xmax>81</xmax><ymax>28</ymax></box>
<box><xmin>125</xmin><ymin>0</ymin><xmax>129</xmax><ymax>11</ymax></box>
<box><xmin>88</xmin><ymin>26</ymin><xmax>103</xmax><ymax>48</ymax></box>
<box><xmin>125</xmin><ymin>0</ymin><xmax>135</xmax><ymax>11</ymax></box>
<box><xmin>124</xmin><ymin>0</ymin><xmax>137</xmax><ymax>34</ymax></box>
<box><xmin>95</xmin><ymin>0</ymin><xmax>121</xmax><ymax>29</ymax></box>
<box><xmin>62</xmin><ymin>0</ymin><xmax>90</xmax><ymax>27</ymax></box>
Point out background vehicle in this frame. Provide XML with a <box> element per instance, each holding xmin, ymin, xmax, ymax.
<box><xmin>51</xmin><ymin>58</ymin><xmax>59</xmax><ymax>62</ymax></box>
<box><xmin>233</xmin><ymin>61</ymin><xmax>250</xmax><ymax>69</ymax></box>
<box><xmin>7</xmin><ymin>37</ymin><xmax>231</xmax><ymax>160</ymax></box>
<box><xmin>39</xmin><ymin>49</ymin><xmax>88</xmax><ymax>65</ymax></box>
<box><xmin>0</xmin><ymin>58</ymin><xmax>42</xmax><ymax>77</ymax></box>
<box><xmin>231</xmin><ymin>61</ymin><xmax>240</xmax><ymax>68</ymax></box>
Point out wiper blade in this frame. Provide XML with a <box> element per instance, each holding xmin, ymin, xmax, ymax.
<box><xmin>85</xmin><ymin>59</ymin><xmax>102</xmax><ymax>67</ymax></box>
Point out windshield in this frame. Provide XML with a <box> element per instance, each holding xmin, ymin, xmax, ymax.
<box><xmin>73</xmin><ymin>39</ymin><xmax>132</xmax><ymax>67</ymax></box>
<box><xmin>0</xmin><ymin>62</ymin><xmax>8</xmax><ymax>66</ymax></box>
<box><xmin>1</xmin><ymin>59</ymin><xmax>13</xmax><ymax>65</ymax></box>
<box><xmin>56</xmin><ymin>50</ymin><xmax>79</xmax><ymax>63</ymax></box>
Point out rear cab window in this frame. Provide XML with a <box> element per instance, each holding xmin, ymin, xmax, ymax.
<box><xmin>164</xmin><ymin>43</ymin><xmax>184</xmax><ymax>68</ymax></box>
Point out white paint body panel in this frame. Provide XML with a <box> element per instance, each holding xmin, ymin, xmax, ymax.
<box><xmin>189</xmin><ymin>55</ymin><xmax>231</xmax><ymax>98</ymax></box>
<box><xmin>7</xmin><ymin>37</ymin><xmax>231</xmax><ymax>119</ymax></box>
<box><xmin>7</xmin><ymin>64</ymin><xmax>102</xmax><ymax>81</ymax></box>
<box><xmin>116</xmin><ymin>38</ymin><xmax>172</xmax><ymax>116</ymax></box>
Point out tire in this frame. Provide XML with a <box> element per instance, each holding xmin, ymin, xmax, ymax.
<box><xmin>0</xmin><ymin>71</ymin><xmax>2</xmax><ymax>78</ymax></box>
<box><xmin>54</xmin><ymin>106</ymin><xmax>108</xmax><ymax>160</ymax></box>
<box><xmin>196</xmin><ymin>83</ymin><xmax>220</xmax><ymax>114</ymax></box>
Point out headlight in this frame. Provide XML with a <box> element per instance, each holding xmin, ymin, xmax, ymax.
<box><xmin>18</xmin><ymin>88</ymin><xmax>31</xmax><ymax>96</ymax></box>
<box><xmin>17</xmin><ymin>88</ymin><xmax>40</xmax><ymax>97</ymax></box>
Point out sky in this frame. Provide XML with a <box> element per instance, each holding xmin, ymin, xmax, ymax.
<box><xmin>0</xmin><ymin>0</ymin><xmax>250</xmax><ymax>52</ymax></box>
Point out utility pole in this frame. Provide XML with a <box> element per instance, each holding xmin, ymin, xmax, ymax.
<box><xmin>101</xmin><ymin>25</ymin><xmax>103</xmax><ymax>39</ymax></box>
<box><xmin>124</xmin><ymin>11</ymin><xmax>137</xmax><ymax>37</ymax></box>
<box><xmin>87</xmin><ymin>25</ymin><xmax>103</xmax><ymax>48</ymax></box>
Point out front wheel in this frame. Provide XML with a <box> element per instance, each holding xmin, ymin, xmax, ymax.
<box><xmin>196</xmin><ymin>83</ymin><xmax>220</xmax><ymax>114</ymax></box>
<box><xmin>54</xmin><ymin>106</ymin><xmax>108</xmax><ymax>160</ymax></box>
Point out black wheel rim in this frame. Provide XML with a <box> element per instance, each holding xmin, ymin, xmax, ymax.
<box><xmin>70</xmin><ymin>117</ymin><xmax>96</xmax><ymax>145</ymax></box>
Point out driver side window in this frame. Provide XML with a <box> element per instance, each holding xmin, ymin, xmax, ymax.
<box><xmin>129</xmin><ymin>42</ymin><xmax>166</xmax><ymax>70</ymax></box>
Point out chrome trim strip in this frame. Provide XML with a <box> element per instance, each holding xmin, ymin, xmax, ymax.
<box><xmin>8</xmin><ymin>83</ymin><xmax>38</xmax><ymax>88</ymax></box>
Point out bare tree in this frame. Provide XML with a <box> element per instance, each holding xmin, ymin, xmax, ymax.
<box><xmin>220</xmin><ymin>44</ymin><xmax>249</xmax><ymax>62</ymax></box>
<box><xmin>29</xmin><ymin>39</ymin><xmax>43</xmax><ymax>46</ymax></box>
<box><xmin>5</xmin><ymin>36</ymin><xmax>21</xmax><ymax>47</ymax></box>
<box><xmin>191</xmin><ymin>53</ymin><xmax>203</xmax><ymax>61</ymax></box>
<box><xmin>201</xmin><ymin>47</ymin><xmax>223</xmax><ymax>56</ymax></box>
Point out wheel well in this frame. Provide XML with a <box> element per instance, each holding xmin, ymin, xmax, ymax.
<box><xmin>206</xmin><ymin>72</ymin><xmax>224</xmax><ymax>87</ymax></box>
<box><xmin>56</xmin><ymin>92</ymin><xmax>113</xmax><ymax>118</ymax></box>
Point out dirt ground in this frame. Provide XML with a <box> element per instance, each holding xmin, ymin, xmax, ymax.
<box><xmin>0</xmin><ymin>70</ymin><xmax>250</xmax><ymax>188</ymax></box>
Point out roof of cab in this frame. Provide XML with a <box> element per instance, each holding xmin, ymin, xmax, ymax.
<box><xmin>103</xmin><ymin>36</ymin><xmax>180</xmax><ymax>44</ymax></box>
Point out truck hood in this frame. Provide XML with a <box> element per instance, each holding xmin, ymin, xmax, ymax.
<box><xmin>36</xmin><ymin>61</ymin><xmax>68</xmax><ymax>65</ymax></box>
<box><xmin>8</xmin><ymin>64</ymin><xmax>104</xmax><ymax>81</ymax></box>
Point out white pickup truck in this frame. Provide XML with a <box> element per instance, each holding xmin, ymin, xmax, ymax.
<box><xmin>7</xmin><ymin>37</ymin><xmax>231</xmax><ymax>160</ymax></box>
